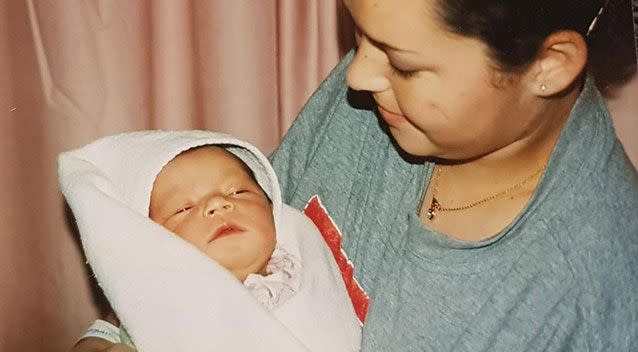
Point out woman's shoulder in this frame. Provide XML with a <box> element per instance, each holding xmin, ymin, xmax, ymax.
<box><xmin>537</xmin><ymin>78</ymin><xmax>638</xmax><ymax>251</ymax></box>
<box><xmin>541</xmin><ymin>152</ymin><xmax>638</xmax><ymax>293</ymax></box>
<box><xmin>526</xmin><ymin>88</ymin><xmax>638</xmax><ymax>302</ymax></box>
<box><xmin>517</xmin><ymin>150</ymin><xmax>638</xmax><ymax>345</ymax></box>
<box><xmin>543</xmin><ymin>149</ymin><xmax>638</xmax><ymax>256</ymax></box>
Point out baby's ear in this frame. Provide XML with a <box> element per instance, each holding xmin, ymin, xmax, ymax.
<box><xmin>526</xmin><ymin>30</ymin><xmax>588</xmax><ymax>96</ymax></box>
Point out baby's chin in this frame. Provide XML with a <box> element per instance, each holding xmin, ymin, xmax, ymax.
<box><xmin>229</xmin><ymin>261</ymin><xmax>270</xmax><ymax>282</ymax></box>
<box><xmin>207</xmin><ymin>246</ymin><xmax>275</xmax><ymax>282</ymax></box>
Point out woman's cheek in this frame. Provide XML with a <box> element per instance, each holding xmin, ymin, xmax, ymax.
<box><xmin>401</xmin><ymin>97</ymin><xmax>439</xmax><ymax>129</ymax></box>
<box><xmin>395</xmin><ymin>81</ymin><xmax>430</xmax><ymax>113</ymax></box>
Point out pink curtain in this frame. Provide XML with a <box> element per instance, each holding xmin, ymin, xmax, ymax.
<box><xmin>0</xmin><ymin>1</ymin><xmax>353</xmax><ymax>351</ymax></box>
<box><xmin>0</xmin><ymin>1</ymin><xmax>635</xmax><ymax>351</ymax></box>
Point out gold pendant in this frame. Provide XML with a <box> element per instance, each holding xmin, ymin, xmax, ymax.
<box><xmin>426</xmin><ymin>198</ymin><xmax>441</xmax><ymax>220</ymax></box>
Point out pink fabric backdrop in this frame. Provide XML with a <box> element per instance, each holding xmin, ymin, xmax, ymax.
<box><xmin>0</xmin><ymin>1</ymin><xmax>353</xmax><ymax>351</ymax></box>
<box><xmin>0</xmin><ymin>1</ymin><xmax>634</xmax><ymax>351</ymax></box>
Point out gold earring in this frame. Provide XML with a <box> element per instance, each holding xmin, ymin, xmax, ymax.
<box><xmin>540</xmin><ymin>83</ymin><xmax>547</xmax><ymax>92</ymax></box>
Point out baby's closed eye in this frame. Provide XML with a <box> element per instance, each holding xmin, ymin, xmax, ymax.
<box><xmin>174</xmin><ymin>205</ymin><xmax>193</xmax><ymax>215</ymax></box>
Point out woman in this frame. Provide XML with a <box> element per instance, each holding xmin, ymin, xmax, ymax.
<box><xmin>74</xmin><ymin>0</ymin><xmax>638</xmax><ymax>351</ymax></box>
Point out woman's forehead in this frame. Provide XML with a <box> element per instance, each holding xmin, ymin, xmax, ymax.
<box><xmin>345</xmin><ymin>0</ymin><xmax>450</xmax><ymax>48</ymax></box>
<box><xmin>344</xmin><ymin>0</ymin><xmax>435</xmax><ymax>23</ymax></box>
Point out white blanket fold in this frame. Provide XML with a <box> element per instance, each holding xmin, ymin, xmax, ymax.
<box><xmin>59</xmin><ymin>130</ymin><xmax>360</xmax><ymax>352</ymax></box>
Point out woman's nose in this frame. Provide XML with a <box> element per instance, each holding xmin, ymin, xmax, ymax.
<box><xmin>346</xmin><ymin>39</ymin><xmax>391</xmax><ymax>93</ymax></box>
<box><xmin>203</xmin><ymin>196</ymin><xmax>234</xmax><ymax>217</ymax></box>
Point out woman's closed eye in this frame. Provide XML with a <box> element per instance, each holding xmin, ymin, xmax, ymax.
<box><xmin>390</xmin><ymin>63</ymin><xmax>418</xmax><ymax>79</ymax></box>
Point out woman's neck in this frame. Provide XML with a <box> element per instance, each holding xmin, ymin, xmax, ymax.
<box><xmin>419</xmin><ymin>87</ymin><xmax>582</xmax><ymax>241</ymax></box>
<box><xmin>446</xmin><ymin>86</ymin><xmax>581</xmax><ymax>183</ymax></box>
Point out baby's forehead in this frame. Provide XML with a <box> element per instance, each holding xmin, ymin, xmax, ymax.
<box><xmin>173</xmin><ymin>145</ymin><xmax>255</xmax><ymax>175</ymax></box>
<box><xmin>155</xmin><ymin>144</ymin><xmax>265</xmax><ymax>194</ymax></box>
<box><xmin>149</xmin><ymin>145</ymin><xmax>263</xmax><ymax>210</ymax></box>
<box><xmin>174</xmin><ymin>145</ymin><xmax>231</xmax><ymax>161</ymax></box>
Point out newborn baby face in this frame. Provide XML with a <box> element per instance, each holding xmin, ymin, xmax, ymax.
<box><xmin>149</xmin><ymin>146</ymin><xmax>276</xmax><ymax>281</ymax></box>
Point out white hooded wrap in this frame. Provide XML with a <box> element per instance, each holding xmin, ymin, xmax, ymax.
<box><xmin>58</xmin><ymin>130</ymin><xmax>361</xmax><ymax>352</ymax></box>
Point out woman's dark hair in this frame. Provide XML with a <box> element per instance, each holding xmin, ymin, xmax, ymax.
<box><xmin>435</xmin><ymin>0</ymin><xmax>636</xmax><ymax>95</ymax></box>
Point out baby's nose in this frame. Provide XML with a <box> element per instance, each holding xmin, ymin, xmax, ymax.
<box><xmin>204</xmin><ymin>196</ymin><xmax>234</xmax><ymax>216</ymax></box>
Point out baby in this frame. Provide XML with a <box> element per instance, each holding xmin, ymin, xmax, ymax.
<box><xmin>149</xmin><ymin>145</ymin><xmax>277</xmax><ymax>282</ymax></box>
<box><xmin>59</xmin><ymin>130</ymin><xmax>363</xmax><ymax>352</ymax></box>
<box><xmin>114</xmin><ymin>145</ymin><xmax>282</xmax><ymax>348</ymax></box>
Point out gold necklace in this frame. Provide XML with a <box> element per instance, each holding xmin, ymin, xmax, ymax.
<box><xmin>425</xmin><ymin>164</ymin><xmax>546</xmax><ymax>221</ymax></box>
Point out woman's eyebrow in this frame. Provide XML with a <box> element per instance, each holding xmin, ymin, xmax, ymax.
<box><xmin>377</xmin><ymin>40</ymin><xmax>417</xmax><ymax>54</ymax></box>
<box><xmin>362</xmin><ymin>30</ymin><xmax>418</xmax><ymax>54</ymax></box>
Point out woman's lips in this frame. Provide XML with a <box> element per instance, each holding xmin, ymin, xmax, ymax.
<box><xmin>376</xmin><ymin>105</ymin><xmax>409</xmax><ymax>127</ymax></box>
<box><xmin>209</xmin><ymin>224</ymin><xmax>245</xmax><ymax>242</ymax></box>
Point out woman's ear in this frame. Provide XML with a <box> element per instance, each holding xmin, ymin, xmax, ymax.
<box><xmin>527</xmin><ymin>30</ymin><xmax>588</xmax><ymax>96</ymax></box>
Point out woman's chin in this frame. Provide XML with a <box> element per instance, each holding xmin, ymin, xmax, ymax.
<box><xmin>388</xmin><ymin>130</ymin><xmax>476</xmax><ymax>161</ymax></box>
<box><xmin>388</xmin><ymin>129</ymin><xmax>437</xmax><ymax>158</ymax></box>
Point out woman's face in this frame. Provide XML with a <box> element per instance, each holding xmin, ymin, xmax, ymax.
<box><xmin>344</xmin><ymin>0</ymin><xmax>539</xmax><ymax>160</ymax></box>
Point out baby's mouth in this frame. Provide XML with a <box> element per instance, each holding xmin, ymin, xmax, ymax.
<box><xmin>209</xmin><ymin>223</ymin><xmax>245</xmax><ymax>242</ymax></box>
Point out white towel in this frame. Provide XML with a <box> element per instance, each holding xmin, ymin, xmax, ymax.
<box><xmin>58</xmin><ymin>130</ymin><xmax>361</xmax><ymax>352</ymax></box>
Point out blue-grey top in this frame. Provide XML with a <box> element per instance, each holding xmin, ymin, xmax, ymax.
<box><xmin>270</xmin><ymin>53</ymin><xmax>638</xmax><ymax>351</ymax></box>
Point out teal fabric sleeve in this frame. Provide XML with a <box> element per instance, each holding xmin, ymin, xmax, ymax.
<box><xmin>269</xmin><ymin>53</ymin><xmax>638</xmax><ymax>351</ymax></box>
